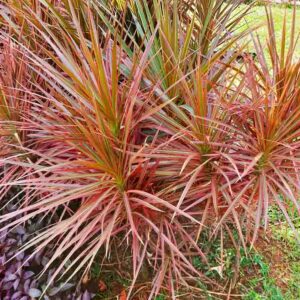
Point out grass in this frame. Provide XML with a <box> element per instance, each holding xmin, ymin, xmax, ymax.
<box><xmin>239</xmin><ymin>4</ymin><xmax>300</xmax><ymax>59</ymax></box>
<box><xmin>190</xmin><ymin>217</ymin><xmax>300</xmax><ymax>299</ymax></box>
<box><xmin>89</xmin><ymin>219</ymin><xmax>300</xmax><ymax>299</ymax></box>
<box><xmin>89</xmin><ymin>215</ymin><xmax>300</xmax><ymax>299</ymax></box>
<box><xmin>268</xmin><ymin>203</ymin><xmax>300</xmax><ymax>300</ymax></box>
<box><xmin>193</xmin><ymin>230</ymin><xmax>284</xmax><ymax>299</ymax></box>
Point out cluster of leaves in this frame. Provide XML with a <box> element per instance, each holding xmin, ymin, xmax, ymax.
<box><xmin>0</xmin><ymin>0</ymin><xmax>300</xmax><ymax>298</ymax></box>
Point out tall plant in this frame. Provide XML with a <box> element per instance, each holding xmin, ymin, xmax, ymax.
<box><xmin>1</xmin><ymin>0</ymin><xmax>300</xmax><ymax>298</ymax></box>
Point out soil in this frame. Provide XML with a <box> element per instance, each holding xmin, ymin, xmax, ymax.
<box><xmin>254</xmin><ymin>230</ymin><xmax>292</xmax><ymax>291</ymax></box>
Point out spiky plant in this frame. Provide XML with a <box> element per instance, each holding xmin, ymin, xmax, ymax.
<box><xmin>1</xmin><ymin>0</ymin><xmax>300</xmax><ymax>298</ymax></box>
<box><xmin>147</xmin><ymin>4</ymin><xmax>300</xmax><ymax>248</ymax></box>
<box><xmin>0</xmin><ymin>36</ymin><xmax>38</xmax><ymax>210</ymax></box>
<box><xmin>227</xmin><ymin>6</ymin><xmax>300</xmax><ymax>244</ymax></box>
<box><xmin>0</xmin><ymin>1</ymin><xmax>222</xmax><ymax>297</ymax></box>
<box><xmin>96</xmin><ymin>0</ymin><xmax>253</xmax><ymax>97</ymax></box>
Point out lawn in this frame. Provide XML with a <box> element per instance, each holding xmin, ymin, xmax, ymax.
<box><xmin>239</xmin><ymin>4</ymin><xmax>300</xmax><ymax>59</ymax></box>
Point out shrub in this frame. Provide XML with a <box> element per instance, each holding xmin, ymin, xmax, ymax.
<box><xmin>0</xmin><ymin>0</ymin><xmax>299</xmax><ymax>298</ymax></box>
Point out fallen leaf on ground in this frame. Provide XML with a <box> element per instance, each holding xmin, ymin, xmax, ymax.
<box><xmin>119</xmin><ymin>289</ymin><xmax>127</xmax><ymax>300</ymax></box>
<box><xmin>98</xmin><ymin>280</ymin><xmax>107</xmax><ymax>292</ymax></box>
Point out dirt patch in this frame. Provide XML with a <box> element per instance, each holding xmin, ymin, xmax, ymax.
<box><xmin>254</xmin><ymin>230</ymin><xmax>292</xmax><ymax>291</ymax></box>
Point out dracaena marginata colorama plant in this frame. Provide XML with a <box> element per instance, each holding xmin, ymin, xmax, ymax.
<box><xmin>0</xmin><ymin>38</ymin><xmax>42</xmax><ymax>211</ymax></box>
<box><xmin>227</xmin><ymin>6</ymin><xmax>300</xmax><ymax>244</ymax></box>
<box><xmin>0</xmin><ymin>0</ymin><xmax>300</xmax><ymax>298</ymax></box>
<box><xmin>145</xmin><ymin>5</ymin><xmax>300</xmax><ymax>249</ymax></box>
<box><xmin>0</xmin><ymin>0</ymin><xmax>221</xmax><ymax>297</ymax></box>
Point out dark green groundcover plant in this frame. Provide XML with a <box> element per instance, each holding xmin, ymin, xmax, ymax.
<box><xmin>0</xmin><ymin>0</ymin><xmax>300</xmax><ymax>298</ymax></box>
